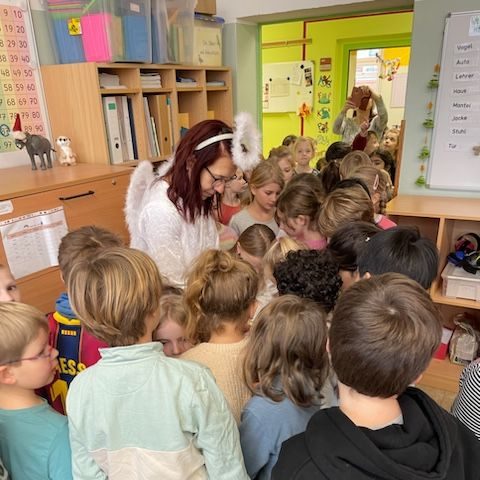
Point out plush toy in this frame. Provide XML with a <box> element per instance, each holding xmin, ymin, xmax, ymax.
<box><xmin>56</xmin><ymin>136</ymin><xmax>77</xmax><ymax>166</ymax></box>
<box><xmin>12</xmin><ymin>114</ymin><xmax>54</xmax><ymax>170</ymax></box>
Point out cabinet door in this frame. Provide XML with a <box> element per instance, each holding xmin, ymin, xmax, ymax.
<box><xmin>0</xmin><ymin>173</ymin><xmax>130</xmax><ymax>312</ymax></box>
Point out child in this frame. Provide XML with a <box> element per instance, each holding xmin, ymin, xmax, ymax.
<box><xmin>217</xmin><ymin>168</ymin><xmax>249</xmax><ymax>225</ymax></box>
<box><xmin>153</xmin><ymin>291</ymin><xmax>192</xmax><ymax>357</ymax></box>
<box><xmin>240</xmin><ymin>295</ymin><xmax>330</xmax><ymax>479</ymax></box>
<box><xmin>46</xmin><ymin>225</ymin><xmax>123</xmax><ymax>415</ymax></box>
<box><xmin>338</xmin><ymin>150</ymin><xmax>372</xmax><ymax>179</ymax></box>
<box><xmin>0</xmin><ymin>302</ymin><xmax>72</xmax><ymax>479</ymax></box>
<box><xmin>273</xmin><ymin>273</ymin><xmax>480</xmax><ymax>479</ymax></box>
<box><xmin>327</xmin><ymin>221</ymin><xmax>381</xmax><ymax>290</ymax></box>
<box><xmin>276</xmin><ymin>184</ymin><xmax>326</xmax><ymax>249</ymax></box>
<box><xmin>381</xmin><ymin>127</ymin><xmax>400</xmax><ymax>161</ymax></box>
<box><xmin>182</xmin><ymin>249</ymin><xmax>258</xmax><ymax>424</ymax></box>
<box><xmin>281</xmin><ymin>134</ymin><xmax>297</xmax><ymax>147</ymax></box>
<box><xmin>66</xmin><ymin>247</ymin><xmax>247</xmax><ymax>479</ymax></box>
<box><xmin>255</xmin><ymin>237</ymin><xmax>306</xmax><ymax>318</ymax></box>
<box><xmin>350</xmin><ymin>165</ymin><xmax>396</xmax><ymax>229</ymax></box>
<box><xmin>234</xmin><ymin>224</ymin><xmax>276</xmax><ymax>273</ymax></box>
<box><xmin>293</xmin><ymin>136</ymin><xmax>319</xmax><ymax>175</ymax></box>
<box><xmin>273</xmin><ymin>249</ymin><xmax>342</xmax><ymax>315</ymax></box>
<box><xmin>0</xmin><ymin>265</ymin><xmax>20</xmax><ymax>302</ymax></box>
<box><xmin>452</xmin><ymin>358</ymin><xmax>480</xmax><ymax>440</ymax></box>
<box><xmin>371</xmin><ymin>148</ymin><xmax>396</xmax><ymax>189</ymax></box>
<box><xmin>324</xmin><ymin>141</ymin><xmax>351</xmax><ymax>163</ymax></box>
<box><xmin>230</xmin><ymin>160</ymin><xmax>284</xmax><ymax>236</ymax></box>
<box><xmin>318</xmin><ymin>183</ymin><xmax>374</xmax><ymax>239</ymax></box>
<box><xmin>357</xmin><ymin>225</ymin><xmax>439</xmax><ymax>289</ymax></box>
<box><xmin>268</xmin><ymin>146</ymin><xmax>295</xmax><ymax>183</ymax></box>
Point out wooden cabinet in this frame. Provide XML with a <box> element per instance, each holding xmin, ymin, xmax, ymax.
<box><xmin>0</xmin><ymin>164</ymin><xmax>132</xmax><ymax>313</ymax></box>
<box><xmin>387</xmin><ymin>195</ymin><xmax>480</xmax><ymax>394</ymax></box>
<box><xmin>40</xmin><ymin>63</ymin><xmax>233</xmax><ymax>166</ymax></box>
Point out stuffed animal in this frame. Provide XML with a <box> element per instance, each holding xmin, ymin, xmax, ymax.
<box><xmin>56</xmin><ymin>136</ymin><xmax>77</xmax><ymax>166</ymax></box>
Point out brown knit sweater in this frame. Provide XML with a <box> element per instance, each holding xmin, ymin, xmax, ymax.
<box><xmin>181</xmin><ymin>337</ymin><xmax>251</xmax><ymax>424</ymax></box>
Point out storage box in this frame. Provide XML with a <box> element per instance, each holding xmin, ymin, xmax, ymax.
<box><xmin>47</xmin><ymin>0</ymin><xmax>151</xmax><ymax>63</ymax></box>
<box><xmin>193</xmin><ymin>14</ymin><xmax>223</xmax><ymax>66</ymax></box>
<box><xmin>441</xmin><ymin>262</ymin><xmax>480</xmax><ymax>302</ymax></box>
<box><xmin>195</xmin><ymin>0</ymin><xmax>216</xmax><ymax>15</ymax></box>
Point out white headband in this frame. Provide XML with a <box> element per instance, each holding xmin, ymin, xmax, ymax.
<box><xmin>194</xmin><ymin>133</ymin><xmax>234</xmax><ymax>151</ymax></box>
<box><xmin>193</xmin><ymin>112</ymin><xmax>261</xmax><ymax>171</ymax></box>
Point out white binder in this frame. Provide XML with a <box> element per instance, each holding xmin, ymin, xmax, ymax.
<box><xmin>102</xmin><ymin>96</ymin><xmax>124</xmax><ymax>164</ymax></box>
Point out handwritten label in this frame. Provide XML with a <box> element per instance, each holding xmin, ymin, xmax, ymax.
<box><xmin>453</xmin><ymin>71</ymin><xmax>479</xmax><ymax>82</ymax></box>
<box><xmin>452</xmin><ymin>85</ymin><xmax>480</xmax><ymax>96</ymax></box>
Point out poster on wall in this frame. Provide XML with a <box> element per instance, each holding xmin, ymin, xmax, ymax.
<box><xmin>0</xmin><ymin>0</ymin><xmax>50</xmax><ymax>169</ymax></box>
<box><xmin>262</xmin><ymin>61</ymin><xmax>314</xmax><ymax>114</ymax></box>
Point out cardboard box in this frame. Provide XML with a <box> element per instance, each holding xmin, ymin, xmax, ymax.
<box><xmin>195</xmin><ymin>0</ymin><xmax>216</xmax><ymax>15</ymax></box>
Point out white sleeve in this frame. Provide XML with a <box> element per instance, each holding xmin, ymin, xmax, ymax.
<box><xmin>139</xmin><ymin>201</ymin><xmax>187</xmax><ymax>287</ymax></box>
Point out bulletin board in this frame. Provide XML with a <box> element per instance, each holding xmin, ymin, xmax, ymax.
<box><xmin>262</xmin><ymin>61</ymin><xmax>314</xmax><ymax>113</ymax></box>
<box><xmin>0</xmin><ymin>0</ymin><xmax>50</xmax><ymax>169</ymax></box>
<box><xmin>427</xmin><ymin>10</ymin><xmax>480</xmax><ymax>190</ymax></box>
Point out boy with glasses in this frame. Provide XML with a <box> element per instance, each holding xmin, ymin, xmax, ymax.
<box><xmin>0</xmin><ymin>302</ymin><xmax>72</xmax><ymax>479</ymax></box>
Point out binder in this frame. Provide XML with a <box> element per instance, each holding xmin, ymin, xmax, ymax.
<box><xmin>118</xmin><ymin>96</ymin><xmax>135</xmax><ymax>160</ymax></box>
<box><xmin>148</xmin><ymin>94</ymin><xmax>172</xmax><ymax>156</ymax></box>
<box><xmin>150</xmin><ymin>116</ymin><xmax>161</xmax><ymax>157</ymax></box>
<box><xmin>102</xmin><ymin>96</ymin><xmax>124</xmax><ymax>164</ymax></box>
<box><xmin>143</xmin><ymin>96</ymin><xmax>155</xmax><ymax>157</ymax></box>
<box><xmin>126</xmin><ymin>97</ymin><xmax>138</xmax><ymax>159</ymax></box>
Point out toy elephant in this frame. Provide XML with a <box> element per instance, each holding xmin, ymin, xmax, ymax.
<box><xmin>15</xmin><ymin>133</ymin><xmax>54</xmax><ymax>170</ymax></box>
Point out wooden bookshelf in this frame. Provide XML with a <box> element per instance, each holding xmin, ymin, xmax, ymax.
<box><xmin>40</xmin><ymin>63</ymin><xmax>232</xmax><ymax>165</ymax></box>
<box><xmin>387</xmin><ymin>195</ymin><xmax>480</xmax><ymax>393</ymax></box>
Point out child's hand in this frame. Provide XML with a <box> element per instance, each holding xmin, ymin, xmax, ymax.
<box><xmin>342</xmin><ymin>98</ymin><xmax>356</xmax><ymax>113</ymax></box>
<box><xmin>359</xmin><ymin>120</ymin><xmax>369</xmax><ymax>136</ymax></box>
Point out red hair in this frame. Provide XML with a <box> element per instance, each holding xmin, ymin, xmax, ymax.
<box><xmin>164</xmin><ymin>120</ymin><xmax>233</xmax><ymax>222</ymax></box>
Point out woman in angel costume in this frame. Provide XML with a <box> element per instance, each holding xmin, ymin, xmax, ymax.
<box><xmin>125</xmin><ymin>113</ymin><xmax>261</xmax><ymax>287</ymax></box>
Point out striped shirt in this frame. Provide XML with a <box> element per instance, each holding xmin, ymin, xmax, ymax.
<box><xmin>451</xmin><ymin>358</ymin><xmax>480</xmax><ymax>440</ymax></box>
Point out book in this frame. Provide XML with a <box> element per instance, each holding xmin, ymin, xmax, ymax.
<box><xmin>126</xmin><ymin>97</ymin><xmax>138</xmax><ymax>159</ymax></box>
<box><xmin>102</xmin><ymin>96</ymin><xmax>123</xmax><ymax>164</ymax></box>
<box><xmin>148</xmin><ymin>94</ymin><xmax>172</xmax><ymax>156</ymax></box>
<box><xmin>150</xmin><ymin>116</ymin><xmax>161</xmax><ymax>157</ymax></box>
<box><xmin>143</xmin><ymin>96</ymin><xmax>155</xmax><ymax>157</ymax></box>
<box><xmin>117</xmin><ymin>96</ymin><xmax>135</xmax><ymax>160</ymax></box>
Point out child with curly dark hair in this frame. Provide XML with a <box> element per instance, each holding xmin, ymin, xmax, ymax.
<box><xmin>273</xmin><ymin>249</ymin><xmax>342</xmax><ymax>314</ymax></box>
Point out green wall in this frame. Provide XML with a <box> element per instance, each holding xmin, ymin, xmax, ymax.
<box><xmin>261</xmin><ymin>12</ymin><xmax>413</xmax><ymax>157</ymax></box>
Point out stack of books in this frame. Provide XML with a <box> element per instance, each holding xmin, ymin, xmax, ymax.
<box><xmin>99</xmin><ymin>73</ymin><xmax>126</xmax><ymax>89</ymax></box>
<box><xmin>140</xmin><ymin>73</ymin><xmax>162</xmax><ymax>88</ymax></box>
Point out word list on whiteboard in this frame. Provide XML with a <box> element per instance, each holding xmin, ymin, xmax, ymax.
<box><xmin>0</xmin><ymin>0</ymin><xmax>50</xmax><ymax>168</ymax></box>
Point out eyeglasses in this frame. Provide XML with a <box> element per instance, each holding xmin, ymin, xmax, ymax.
<box><xmin>1</xmin><ymin>344</ymin><xmax>55</xmax><ymax>366</ymax></box>
<box><xmin>205</xmin><ymin>166</ymin><xmax>237</xmax><ymax>188</ymax></box>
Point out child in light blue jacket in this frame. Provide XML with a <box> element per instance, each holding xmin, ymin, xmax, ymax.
<box><xmin>66</xmin><ymin>246</ymin><xmax>248</xmax><ymax>480</ymax></box>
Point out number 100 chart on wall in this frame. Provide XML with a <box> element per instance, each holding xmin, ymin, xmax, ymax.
<box><xmin>0</xmin><ymin>3</ymin><xmax>46</xmax><ymax>153</ymax></box>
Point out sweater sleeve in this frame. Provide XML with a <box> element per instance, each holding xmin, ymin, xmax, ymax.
<box><xmin>370</xmin><ymin>95</ymin><xmax>388</xmax><ymax>138</ymax></box>
<box><xmin>332</xmin><ymin>111</ymin><xmax>346</xmax><ymax>135</ymax></box>
<box><xmin>139</xmin><ymin>200</ymin><xmax>187</xmax><ymax>288</ymax></box>
<box><xmin>48</xmin><ymin>420</ymin><xmax>73</xmax><ymax>480</ymax></box>
<box><xmin>68</xmin><ymin>420</ymin><xmax>107</xmax><ymax>480</ymax></box>
<box><xmin>188</xmin><ymin>369</ymin><xmax>249</xmax><ymax>480</ymax></box>
<box><xmin>352</xmin><ymin>132</ymin><xmax>367</xmax><ymax>151</ymax></box>
<box><xmin>239</xmin><ymin>406</ymin><xmax>272</xmax><ymax>479</ymax></box>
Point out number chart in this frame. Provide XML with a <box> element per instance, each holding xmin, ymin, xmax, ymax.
<box><xmin>0</xmin><ymin>0</ymin><xmax>50</xmax><ymax>168</ymax></box>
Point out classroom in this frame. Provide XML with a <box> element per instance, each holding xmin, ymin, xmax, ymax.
<box><xmin>1</xmin><ymin>0</ymin><xmax>480</xmax><ymax>478</ymax></box>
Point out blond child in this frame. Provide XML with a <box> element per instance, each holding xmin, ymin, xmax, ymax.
<box><xmin>240</xmin><ymin>295</ymin><xmax>330</xmax><ymax>479</ymax></box>
<box><xmin>350</xmin><ymin>165</ymin><xmax>396</xmax><ymax>229</ymax></box>
<box><xmin>0</xmin><ymin>265</ymin><xmax>20</xmax><ymax>302</ymax></box>
<box><xmin>276</xmin><ymin>183</ymin><xmax>327</xmax><ymax>250</ymax></box>
<box><xmin>0</xmin><ymin>302</ymin><xmax>72</xmax><ymax>480</ymax></box>
<box><xmin>182</xmin><ymin>249</ymin><xmax>258</xmax><ymax>424</ymax></box>
<box><xmin>293</xmin><ymin>136</ymin><xmax>319</xmax><ymax>175</ymax></box>
<box><xmin>153</xmin><ymin>291</ymin><xmax>192</xmax><ymax>357</ymax></box>
<box><xmin>46</xmin><ymin>225</ymin><xmax>123</xmax><ymax>415</ymax></box>
<box><xmin>382</xmin><ymin>127</ymin><xmax>400</xmax><ymax>161</ymax></box>
<box><xmin>338</xmin><ymin>150</ymin><xmax>372</xmax><ymax>179</ymax></box>
<box><xmin>229</xmin><ymin>160</ymin><xmax>284</xmax><ymax>236</ymax></box>
<box><xmin>267</xmin><ymin>146</ymin><xmax>295</xmax><ymax>183</ymax></box>
<box><xmin>66</xmin><ymin>247</ymin><xmax>247</xmax><ymax>479</ymax></box>
<box><xmin>318</xmin><ymin>182</ymin><xmax>375</xmax><ymax>239</ymax></box>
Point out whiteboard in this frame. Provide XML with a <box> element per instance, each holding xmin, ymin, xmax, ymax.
<box><xmin>262</xmin><ymin>61</ymin><xmax>314</xmax><ymax>113</ymax></box>
<box><xmin>427</xmin><ymin>11</ymin><xmax>480</xmax><ymax>190</ymax></box>
<box><xmin>0</xmin><ymin>0</ymin><xmax>51</xmax><ymax>169</ymax></box>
